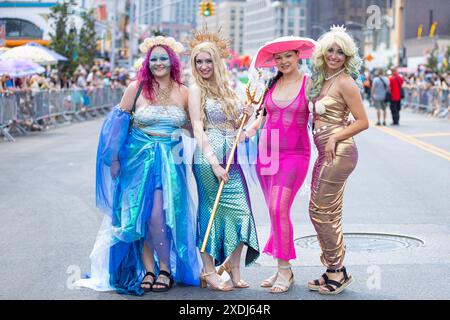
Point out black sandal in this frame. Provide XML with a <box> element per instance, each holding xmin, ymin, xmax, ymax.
<box><xmin>318</xmin><ymin>266</ymin><xmax>353</xmax><ymax>295</ymax></box>
<box><xmin>140</xmin><ymin>271</ymin><xmax>156</xmax><ymax>292</ymax></box>
<box><xmin>152</xmin><ymin>270</ymin><xmax>174</xmax><ymax>293</ymax></box>
<box><xmin>308</xmin><ymin>272</ymin><xmax>329</xmax><ymax>291</ymax></box>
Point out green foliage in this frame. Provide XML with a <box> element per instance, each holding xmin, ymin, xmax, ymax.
<box><xmin>152</xmin><ymin>29</ymin><xmax>167</xmax><ymax>37</ymax></box>
<box><xmin>444</xmin><ymin>46</ymin><xmax>450</xmax><ymax>72</ymax></box>
<box><xmin>78</xmin><ymin>9</ymin><xmax>97</xmax><ymax>66</ymax></box>
<box><xmin>426</xmin><ymin>46</ymin><xmax>439</xmax><ymax>73</ymax></box>
<box><xmin>48</xmin><ymin>1</ymin><xmax>100</xmax><ymax>78</ymax></box>
<box><xmin>48</xmin><ymin>0</ymin><xmax>78</xmax><ymax>78</ymax></box>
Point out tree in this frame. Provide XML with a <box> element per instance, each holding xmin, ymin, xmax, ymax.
<box><xmin>78</xmin><ymin>9</ymin><xmax>97</xmax><ymax>67</ymax></box>
<box><xmin>444</xmin><ymin>46</ymin><xmax>450</xmax><ymax>72</ymax></box>
<box><xmin>48</xmin><ymin>0</ymin><xmax>78</xmax><ymax>78</ymax></box>
<box><xmin>426</xmin><ymin>46</ymin><xmax>439</xmax><ymax>73</ymax></box>
<box><xmin>152</xmin><ymin>29</ymin><xmax>167</xmax><ymax>37</ymax></box>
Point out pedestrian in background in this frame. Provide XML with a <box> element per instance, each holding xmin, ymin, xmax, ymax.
<box><xmin>371</xmin><ymin>69</ymin><xmax>390</xmax><ymax>126</ymax></box>
<box><xmin>363</xmin><ymin>70</ymin><xmax>372</xmax><ymax>101</ymax></box>
<box><xmin>389</xmin><ymin>67</ymin><xmax>404</xmax><ymax>125</ymax></box>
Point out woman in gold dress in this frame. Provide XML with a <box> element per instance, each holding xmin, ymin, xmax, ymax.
<box><xmin>306</xmin><ymin>26</ymin><xmax>369</xmax><ymax>295</ymax></box>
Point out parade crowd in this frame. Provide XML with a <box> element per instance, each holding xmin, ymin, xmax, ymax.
<box><xmin>362</xmin><ymin>67</ymin><xmax>450</xmax><ymax>124</ymax></box>
<box><xmin>0</xmin><ymin>62</ymin><xmax>131</xmax><ymax>95</ymax></box>
<box><xmin>0</xmin><ymin>61</ymin><xmax>132</xmax><ymax>135</ymax></box>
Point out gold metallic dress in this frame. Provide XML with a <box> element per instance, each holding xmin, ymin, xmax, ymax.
<box><xmin>309</xmin><ymin>94</ymin><xmax>358</xmax><ymax>270</ymax></box>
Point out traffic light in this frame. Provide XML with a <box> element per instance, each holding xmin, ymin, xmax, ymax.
<box><xmin>429</xmin><ymin>21</ymin><xmax>437</xmax><ymax>38</ymax></box>
<box><xmin>199</xmin><ymin>1</ymin><xmax>206</xmax><ymax>16</ymax></box>
<box><xmin>199</xmin><ymin>1</ymin><xmax>215</xmax><ymax>17</ymax></box>
<box><xmin>204</xmin><ymin>2</ymin><xmax>211</xmax><ymax>17</ymax></box>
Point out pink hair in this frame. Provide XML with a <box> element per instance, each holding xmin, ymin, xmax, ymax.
<box><xmin>137</xmin><ymin>44</ymin><xmax>182</xmax><ymax>102</ymax></box>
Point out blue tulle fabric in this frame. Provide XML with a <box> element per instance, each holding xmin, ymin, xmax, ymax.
<box><xmin>76</xmin><ymin>106</ymin><xmax>201</xmax><ymax>296</ymax></box>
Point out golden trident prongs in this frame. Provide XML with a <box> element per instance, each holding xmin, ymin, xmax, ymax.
<box><xmin>245</xmin><ymin>70</ymin><xmax>265</xmax><ymax>106</ymax></box>
<box><xmin>201</xmin><ymin>70</ymin><xmax>265</xmax><ymax>253</ymax></box>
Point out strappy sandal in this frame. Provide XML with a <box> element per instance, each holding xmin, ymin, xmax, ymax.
<box><xmin>308</xmin><ymin>272</ymin><xmax>330</xmax><ymax>291</ymax></box>
<box><xmin>140</xmin><ymin>271</ymin><xmax>156</xmax><ymax>292</ymax></box>
<box><xmin>200</xmin><ymin>270</ymin><xmax>234</xmax><ymax>291</ymax></box>
<box><xmin>318</xmin><ymin>266</ymin><xmax>353</xmax><ymax>295</ymax></box>
<box><xmin>152</xmin><ymin>270</ymin><xmax>174</xmax><ymax>293</ymax></box>
<box><xmin>217</xmin><ymin>261</ymin><xmax>249</xmax><ymax>288</ymax></box>
<box><xmin>260</xmin><ymin>273</ymin><xmax>277</xmax><ymax>288</ymax></box>
<box><xmin>269</xmin><ymin>264</ymin><xmax>294</xmax><ymax>294</ymax></box>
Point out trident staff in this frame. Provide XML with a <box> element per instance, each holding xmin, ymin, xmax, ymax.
<box><xmin>201</xmin><ymin>74</ymin><xmax>265</xmax><ymax>253</ymax></box>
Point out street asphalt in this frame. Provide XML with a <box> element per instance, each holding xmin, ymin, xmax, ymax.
<box><xmin>1</xmin><ymin>104</ymin><xmax>449</xmax><ymax>300</ymax></box>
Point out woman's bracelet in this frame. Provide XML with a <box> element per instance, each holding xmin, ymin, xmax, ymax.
<box><xmin>243</xmin><ymin>129</ymin><xmax>250</xmax><ymax>141</ymax></box>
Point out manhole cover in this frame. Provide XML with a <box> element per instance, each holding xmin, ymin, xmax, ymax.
<box><xmin>294</xmin><ymin>233</ymin><xmax>424</xmax><ymax>253</ymax></box>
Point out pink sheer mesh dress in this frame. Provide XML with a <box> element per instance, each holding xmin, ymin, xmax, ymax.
<box><xmin>256</xmin><ymin>75</ymin><xmax>311</xmax><ymax>261</ymax></box>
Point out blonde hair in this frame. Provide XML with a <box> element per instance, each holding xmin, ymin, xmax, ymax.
<box><xmin>308</xmin><ymin>28</ymin><xmax>363</xmax><ymax>100</ymax></box>
<box><xmin>190</xmin><ymin>42</ymin><xmax>239</xmax><ymax>125</ymax></box>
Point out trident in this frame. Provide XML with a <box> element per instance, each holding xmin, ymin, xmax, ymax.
<box><xmin>201</xmin><ymin>71</ymin><xmax>265</xmax><ymax>253</ymax></box>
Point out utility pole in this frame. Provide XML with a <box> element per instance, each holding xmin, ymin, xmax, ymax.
<box><xmin>111</xmin><ymin>0</ymin><xmax>118</xmax><ymax>71</ymax></box>
<box><xmin>128</xmin><ymin>0</ymin><xmax>135</xmax><ymax>69</ymax></box>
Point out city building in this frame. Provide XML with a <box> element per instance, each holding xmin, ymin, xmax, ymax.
<box><xmin>0</xmin><ymin>0</ymin><xmax>97</xmax><ymax>47</ymax></box>
<box><xmin>137</xmin><ymin>0</ymin><xmax>199</xmax><ymax>41</ymax></box>
<box><xmin>390</xmin><ymin>0</ymin><xmax>450</xmax><ymax>70</ymax></box>
<box><xmin>307</xmin><ymin>0</ymin><xmax>388</xmax><ymax>56</ymax></box>
<box><xmin>244</xmin><ymin>0</ymin><xmax>308</xmax><ymax>57</ymax></box>
<box><xmin>202</xmin><ymin>0</ymin><xmax>246</xmax><ymax>55</ymax></box>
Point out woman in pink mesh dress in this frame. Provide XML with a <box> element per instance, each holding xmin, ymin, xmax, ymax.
<box><xmin>243</xmin><ymin>37</ymin><xmax>316</xmax><ymax>293</ymax></box>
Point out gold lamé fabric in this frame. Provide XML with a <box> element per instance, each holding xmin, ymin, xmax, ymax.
<box><xmin>309</xmin><ymin>95</ymin><xmax>358</xmax><ymax>270</ymax></box>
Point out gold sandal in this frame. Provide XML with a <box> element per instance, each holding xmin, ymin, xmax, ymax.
<box><xmin>269</xmin><ymin>264</ymin><xmax>294</xmax><ymax>294</ymax></box>
<box><xmin>200</xmin><ymin>270</ymin><xmax>234</xmax><ymax>291</ymax></box>
<box><xmin>217</xmin><ymin>261</ymin><xmax>249</xmax><ymax>288</ymax></box>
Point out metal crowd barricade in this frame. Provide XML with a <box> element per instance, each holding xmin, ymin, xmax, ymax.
<box><xmin>0</xmin><ymin>93</ymin><xmax>17</xmax><ymax>142</ymax></box>
<box><xmin>402</xmin><ymin>86</ymin><xmax>449</xmax><ymax>118</ymax></box>
<box><xmin>0</xmin><ymin>86</ymin><xmax>124</xmax><ymax>142</ymax></box>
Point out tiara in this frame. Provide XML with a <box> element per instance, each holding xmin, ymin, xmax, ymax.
<box><xmin>189</xmin><ymin>25</ymin><xmax>230</xmax><ymax>59</ymax></box>
<box><xmin>139</xmin><ymin>36</ymin><xmax>185</xmax><ymax>54</ymax></box>
<box><xmin>330</xmin><ymin>25</ymin><xmax>347</xmax><ymax>33</ymax></box>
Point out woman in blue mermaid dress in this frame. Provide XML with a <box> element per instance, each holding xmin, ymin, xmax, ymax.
<box><xmin>75</xmin><ymin>38</ymin><xmax>201</xmax><ymax>296</ymax></box>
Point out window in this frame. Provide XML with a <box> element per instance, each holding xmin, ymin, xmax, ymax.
<box><xmin>1</xmin><ymin>18</ymin><xmax>43</xmax><ymax>39</ymax></box>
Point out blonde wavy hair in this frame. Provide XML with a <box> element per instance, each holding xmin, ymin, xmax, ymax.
<box><xmin>308</xmin><ymin>27</ymin><xmax>363</xmax><ymax>100</ymax></box>
<box><xmin>190</xmin><ymin>42</ymin><xmax>239</xmax><ymax>125</ymax></box>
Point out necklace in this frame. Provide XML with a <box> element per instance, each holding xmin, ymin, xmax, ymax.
<box><xmin>156</xmin><ymin>81</ymin><xmax>174</xmax><ymax>106</ymax></box>
<box><xmin>325</xmin><ymin>68</ymin><xmax>345</xmax><ymax>81</ymax></box>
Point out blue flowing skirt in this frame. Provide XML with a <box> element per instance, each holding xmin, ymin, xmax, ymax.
<box><xmin>75</xmin><ymin>107</ymin><xmax>201</xmax><ymax>296</ymax></box>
